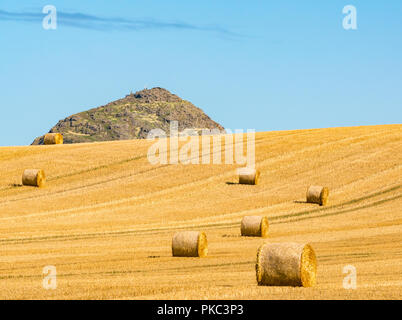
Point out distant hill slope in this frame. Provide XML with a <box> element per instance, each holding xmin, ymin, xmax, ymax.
<box><xmin>32</xmin><ymin>87</ymin><xmax>224</xmax><ymax>144</ymax></box>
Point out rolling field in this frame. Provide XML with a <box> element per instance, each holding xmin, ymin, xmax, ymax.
<box><xmin>0</xmin><ymin>124</ymin><xmax>401</xmax><ymax>299</ymax></box>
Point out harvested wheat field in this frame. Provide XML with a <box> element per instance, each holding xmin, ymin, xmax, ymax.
<box><xmin>0</xmin><ymin>124</ymin><xmax>401</xmax><ymax>300</ymax></box>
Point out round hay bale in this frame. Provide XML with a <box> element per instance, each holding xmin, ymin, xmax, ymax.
<box><xmin>256</xmin><ymin>242</ymin><xmax>317</xmax><ymax>287</ymax></box>
<box><xmin>22</xmin><ymin>169</ymin><xmax>46</xmax><ymax>187</ymax></box>
<box><xmin>306</xmin><ymin>185</ymin><xmax>329</xmax><ymax>206</ymax></box>
<box><xmin>172</xmin><ymin>231</ymin><xmax>208</xmax><ymax>257</ymax></box>
<box><xmin>241</xmin><ymin>216</ymin><xmax>269</xmax><ymax>238</ymax></box>
<box><xmin>238</xmin><ymin>167</ymin><xmax>260</xmax><ymax>185</ymax></box>
<box><xmin>44</xmin><ymin>133</ymin><xmax>63</xmax><ymax>145</ymax></box>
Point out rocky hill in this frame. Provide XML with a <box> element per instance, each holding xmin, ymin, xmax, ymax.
<box><xmin>32</xmin><ymin>87</ymin><xmax>224</xmax><ymax>144</ymax></box>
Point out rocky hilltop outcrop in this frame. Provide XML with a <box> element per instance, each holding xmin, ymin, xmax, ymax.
<box><xmin>32</xmin><ymin>87</ymin><xmax>224</xmax><ymax>144</ymax></box>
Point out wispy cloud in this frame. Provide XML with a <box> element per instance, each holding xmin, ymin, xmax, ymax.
<box><xmin>0</xmin><ymin>9</ymin><xmax>241</xmax><ymax>37</ymax></box>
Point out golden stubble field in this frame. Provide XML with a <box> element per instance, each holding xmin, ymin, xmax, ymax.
<box><xmin>0</xmin><ymin>124</ymin><xmax>401</xmax><ymax>299</ymax></box>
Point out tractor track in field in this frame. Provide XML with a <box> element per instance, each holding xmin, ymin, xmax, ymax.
<box><xmin>272</xmin><ymin>185</ymin><xmax>402</xmax><ymax>222</ymax></box>
<box><xmin>0</xmin><ymin>127</ymin><xmax>390</xmax><ymax>201</ymax></box>
<box><xmin>0</xmin><ymin>129</ymin><xmax>395</xmax><ymax>223</ymax></box>
<box><xmin>0</xmin><ymin>260</ymin><xmax>256</xmax><ymax>280</ymax></box>
<box><xmin>1</xmin><ymin>184</ymin><xmax>400</xmax><ymax>245</ymax></box>
<box><xmin>0</xmin><ymin>125</ymin><xmax>395</xmax><ymax>200</ymax></box>
<box><xmin>276</xmin><ymin>193</ymin><xmax>402</xmax><ymax>224</ymax></box>
<box><xmin>0</xmin><ymin>135</ymin><xmax>272</xmax><ymax>203</ymax></box>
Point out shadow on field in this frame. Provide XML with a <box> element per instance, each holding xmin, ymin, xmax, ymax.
<box><xmin>10</xmin><ymin>183</ymin><xmax>23</xmax><ymax>188</ymax></box>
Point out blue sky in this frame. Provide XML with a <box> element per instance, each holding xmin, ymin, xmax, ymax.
<box><xmin>0</xmin><ymin>0</ymin><xmax>401</xmax><ymax>146</ymax></box>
